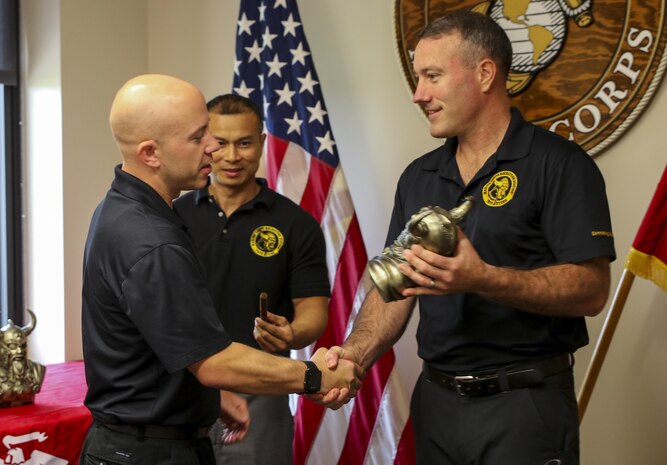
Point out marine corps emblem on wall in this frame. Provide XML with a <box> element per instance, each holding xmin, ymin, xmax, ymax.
<box><xmin>394</xmin><ymin>0</ymin><xmax>667</xmax><ymax>156</ymax></box>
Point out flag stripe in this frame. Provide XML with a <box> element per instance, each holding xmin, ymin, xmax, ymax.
<box><xmin>233</xmin><ymin>2</ymin><xmax>416</xmax><ymax>464</ymax></box>
<box><xmin>321</xmin><ymin>168</ymin><xmax>355</xmax><ymax>287</ymax></box>
<box><xmin>275</xmin><ymin>139</ymin><xmax>311</xmax><ymax>204</ymax></box>
<box><xmin>367</xmin><ymin>371</ymin><xmax>414</xmax><ymax>465</ymax></box>
<box><xmin>294</xmin><ymin>397</ymin><xmax>326</xmax><ymax>464</ymax></box>
<box><xmin>295</xmin><ymin>217</ymin><xmax>366</xmax><ymax>464</ymax></box>
<box><xmin>321</xmin><ymin>216</ymin><xmax>367</xmax><ymax>350</ymax></box>
<box><xmin>337</xmin><ymin>352</ymin><xmax>395</xmax><ymax>465</ymax></box>
<box><xmin>265</xmin><ymin>133</ymin><xmax>289</xmax><ymax>188</ymax></box>
<box><xmin>305</xmin><ymin>276</ymin><xmax>370</xmax><ymax>465</ymax></box>
<box><xmin>393</xmin><ymin>418</ymin><xmax>416</xmax><ymax>465</ymax></box>
<box><xmin>300</xmin><ymin>157</ymin><xmax>335</xmax><ymax>221</ymax></box>
<box><xmin>306</xmin><ymin>401</ymin><xmax>355</xmax><ymax>465</ymax></box>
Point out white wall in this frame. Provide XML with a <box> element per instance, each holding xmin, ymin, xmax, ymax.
<box><xmin>60</xmin><ymin>0</ymin><xmax>149</xmax><ymax>366</ymax></box>
<box><xmin>22</xmin><ymin>0</ymin><xmax>65</xmax><ymax>363</ymax></box>
<box><xmin>22</xmin><ymin>0</ymin><xmax>148</xmax><ymax>363</ymax></box>
<box><xmin>21</xmin><ymin>1</ymin><xmax>667</xmax><ymax>463</ymax></box>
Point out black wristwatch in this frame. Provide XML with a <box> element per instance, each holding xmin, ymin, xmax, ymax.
<box><xmin>302</xmin><ymin>361</ymin><xmax>321</xmax><ymax>394</ymax></box>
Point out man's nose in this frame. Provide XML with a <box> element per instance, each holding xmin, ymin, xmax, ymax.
<box><xmin>412</xmin><ymin>80</ymin><xmax>429</xmax><ymax>104</ymax></box>
<box><xmin>204</xmin><ymin>133</ymin><xmax>220</xmax><ymax>156</ymax></box>
<box><xmin>223</xmin><ymin>145</ymin><xmax>241</xmax><ymax>161</ymax></box>
<box><xmin>412</xmin><ymin>90</ymin><xmax>424</xmax><ymax>104</ymax></box>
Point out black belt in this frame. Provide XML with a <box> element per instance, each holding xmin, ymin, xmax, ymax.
<box><xmin>425</xmin><ymin>353</ymin><xmax>573</xmax><ymax>397</ymax></box>
<box><xmin>102</xmin><ymin>423</ymin><xmax>210</xmax><ymax>440</ymax></box>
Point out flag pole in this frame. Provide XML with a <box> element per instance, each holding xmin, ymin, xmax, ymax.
<box><xmin>577</xmin><ymin>268</ymin><xmax>635</xmax><ymax>422</ymax></box>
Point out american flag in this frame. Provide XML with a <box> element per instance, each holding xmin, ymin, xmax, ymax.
<box><xmin>232</xmin><ymin>1</ymin><xmax>415</xmax><ymax>464</ymax></box>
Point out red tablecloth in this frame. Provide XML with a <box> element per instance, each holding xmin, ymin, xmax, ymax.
<box><xmin>0</xmin><ymin>361</ymin><xmax>91</xmax><ymax>464</ymax></box>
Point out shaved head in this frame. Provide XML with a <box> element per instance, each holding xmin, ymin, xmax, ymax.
<box><xmin>109</xmin><ymin>74</ymin><xmax>205</xmax><ymax>159</ymax></box>
<box><xmin>108</xmin><ymin>74</ymin><xmax>217</xmax><ymax>204</ymax></box>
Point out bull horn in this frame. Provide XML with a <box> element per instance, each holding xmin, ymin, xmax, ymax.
<box><xmin>21</xmin><ymin>309</ymin><xmax>36</xmax><ymax>336</ymax></box>
<box><xmin>448</xmin><ymin>196</ymin><xmax>475</xmax><ymax>224</ymax></box>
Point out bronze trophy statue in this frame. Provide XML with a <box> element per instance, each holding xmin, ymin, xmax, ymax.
<box><xmin>368</xmin><ymin>197</ymin><xmax>474</xmax><ymax>302</ymax></box>
<box><xmin>0</xmin><ymin>309</ymin><xmax>46</xmax><ymax>407</ymax></box>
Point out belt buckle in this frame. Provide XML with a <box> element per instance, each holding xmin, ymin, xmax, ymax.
<box><xmin>454</xmin><ymin>375</ymin><xmax>475</xmax><ymax>396</ymax></box>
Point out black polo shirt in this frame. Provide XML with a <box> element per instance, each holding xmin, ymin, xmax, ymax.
<box><xmin>82</xmin><ymin>165</ymin><xmax>232</xmax><ymax>427</ymax></box>
<box><xmin>387</xmin><ymin>108</ymin><xmax>616</xmax><ymax>372</ymax></box>
<box><xmin>174</xmin><ymin>179</ymin><xmax>329</xmax><ymax>352</ymax></box>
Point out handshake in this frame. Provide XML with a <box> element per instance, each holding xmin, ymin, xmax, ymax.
<box><xmin>306</xmin><ymin>346</ymin><xmax>363</xmax><ymax>410</ymax></box>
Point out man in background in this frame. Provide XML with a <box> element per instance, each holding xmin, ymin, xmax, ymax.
<box><xmin>80</xmin><ymin>75</ymin><xmax>360</xmax><ymax>465</ymax></box>
<box><xmin>324</xmin><ymin>11</ymin><xmax>615</xmax><ymax>465</ymax></box>
<box><xmin>175</xmin><ymin>93</ymin><xmax>329</xmax><ymax>465</ymax></box>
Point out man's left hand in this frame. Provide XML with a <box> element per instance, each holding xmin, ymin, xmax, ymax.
<box><xmin>399</xmin><ymin>227</ymin><xmax>490</xmax><ymax>296</ymax></box>
<box><xmin>219</xmin><ymin>390</ymin><xmax>250</xmax><ymax>444</ymax></box>
<box><xmin>254</xmin><ymin>312</ymin><xmax>295</xmax><ymax>353</ymax></box>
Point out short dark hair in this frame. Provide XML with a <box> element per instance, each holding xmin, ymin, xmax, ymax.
<box><xmin>419</xmin><ymin>10</ymin><xmax>513</xmax><ymax>80</ymax></box>
<box><xmin>207</xmin><ymin>94</ymin><xmax>264</xmax><ymax>133</ymax></box>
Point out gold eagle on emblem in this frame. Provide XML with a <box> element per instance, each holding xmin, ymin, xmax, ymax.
<box><xmin>472</xmin><ymin>0</ymin><xmax>594</xmax><ymax>94</ymax></box>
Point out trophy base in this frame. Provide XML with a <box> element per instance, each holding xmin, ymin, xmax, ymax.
<box><xmin>0</xmin><ymin>391</ymin><xmax>35</xmax><ymax>408</ymax></box>
<box><xmin>368</xmin><ymin>257</ymin><xmax>412</xmax><ymax>302</ymax></box>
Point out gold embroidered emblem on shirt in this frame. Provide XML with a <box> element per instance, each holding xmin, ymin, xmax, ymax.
<box><xmin>482</xmin><ymin>171</ymin><xmax>518</xmax><ymax>207</ymax></box>
<box><xmin>250</xmin><ymin>226</ymin><xmax>284</xmax><ymax>257</ymax></box>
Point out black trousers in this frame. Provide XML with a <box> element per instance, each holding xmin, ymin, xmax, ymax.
<box><xmin>411</xmin><ymin>369</ymin><xmax>579</xmax><ymax>465</ymax></box>
<box><xmin>79</xmin><ymin>422</ymin><xmax>216</xmax><ymax>465</ymax></box>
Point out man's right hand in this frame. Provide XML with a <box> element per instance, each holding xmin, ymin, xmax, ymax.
<box><xmin>308</xmin><ymin>347</ymin><xmax>364</xmax><ymax>410</ymax></box>
<box><xmin>324</xmin><ymin>345</ymin><xmax>355</xmax><ymax>370</ymax></box>
<box><xmin>306</xmin><ymin>346</ymin><xmax>362</xmax><ymax>409</ymax></box>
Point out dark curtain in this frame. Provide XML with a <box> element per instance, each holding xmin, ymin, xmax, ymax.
<box><xmin>0</xmin><ymin>0</ymin><xmax>22</xmax><ymax>325</ymax></box>
<box><xmin>0</xmin><ymin>0</ymin><xmax>18</xmax><ymax>86</ymax></box>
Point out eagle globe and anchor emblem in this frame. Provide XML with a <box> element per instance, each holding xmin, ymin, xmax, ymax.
<box><xmin>476</xmin><ymin>0</ymin><xmax>593</xmax><ymax>95</ymax></box>
<box><xmin>399</xmin><ymin>0</ymin><xmax>595</xmax><ymax>95</ymax></box>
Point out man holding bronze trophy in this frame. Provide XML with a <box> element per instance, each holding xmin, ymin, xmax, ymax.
<box><xmin>322</xmin><ymin>10</ymin><xmax>615</xmax><ymax>465</ymax></box>
<box><xmin>174</xmin><ymin>94</ymin><xmax>330</xmax><ymax>465</ymax></box>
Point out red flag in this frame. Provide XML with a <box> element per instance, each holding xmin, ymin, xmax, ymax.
<box><xmin>625</xmin><ymin>164</ymin><xmax>667</xmax><ymax>291</ymax></box>
<box><xmin>232</xmin><ymin>1</ymin><xmax>416</xmax><ymax>463</ymax></box>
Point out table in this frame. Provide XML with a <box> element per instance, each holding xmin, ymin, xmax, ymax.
<box><xmin>0</xmin><ymin>361</ymin><xmax>91</xmax><ymax>464</ymax></box>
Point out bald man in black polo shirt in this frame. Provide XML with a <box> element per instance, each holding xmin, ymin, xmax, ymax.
<box><xmin>79</xmin><ymin>74</ymin><xmax>363</xmax><ymax>465</ymax></box>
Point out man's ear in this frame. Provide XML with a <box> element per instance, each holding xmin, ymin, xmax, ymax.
<box><xmin>137</xmin><ymin>140</ymin><xmax>160</xmax><ymax>168</ymax></box>
<box><xmin>478</xmin><ymin>58</ymin><xmax>496</xmax><ymax>93</ymax></box>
